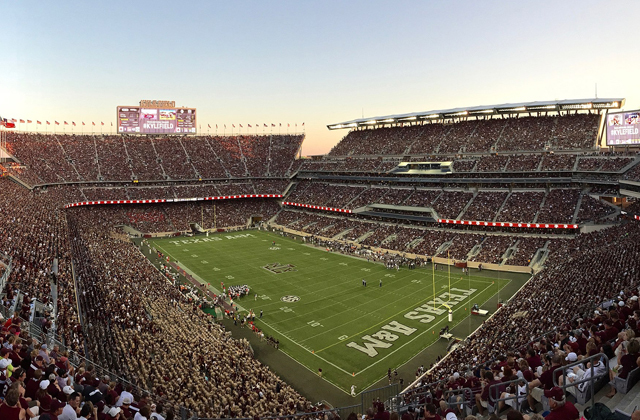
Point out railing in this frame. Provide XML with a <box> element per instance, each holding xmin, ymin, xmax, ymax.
<box><xmin>361</xmin><ymin>383</ymin><xmax>400</xmax><ymax>415</ymax></box>
<box><xmin>194</xmin><ymin>404</ymin><xmax>363</xmax><ymax>420</ymax></box>
<box><xmin>444</xmin><ymin>387</ymin><xmax>475</xmax><ymax>415</ymax></box>
<box><xmin>554</xmin><ymin>352</ymin><xmax>609</xmax><ymax>408</ymax></box>
<box><xmin>487</xmin><ymin>377</ymin><xmax>530</xmax><ymax>413</ymax></box>
<box><xmin>0</xmin><ymin>253</ymin><xmax>11</xmax><ymax>292</ymax></box>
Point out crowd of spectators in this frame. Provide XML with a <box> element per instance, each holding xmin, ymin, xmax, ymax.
<box><xmin>299</xmin><ymin>158</ymin><xmax>398</xmax><ymax>173</ymax></box>
<box><xmin>64</xmin><ymin>207</ymin><xmax>309</xmax><ymax>417</ymax></box>
<box><xmin>505</xmin><ymin>155</ymin><xmax>541</xmax><ymax>172</ymax></box>
<box><xmin>474</xmin><ymin>155</ymin><xmax>509</xmax><ymax>172</ymax></box>
<box><xmin>414</xmin><ymin>222</ymin><xmax>640</xmax><ymax>418</ymax></box>
<box><xmin>536</xmin><ymin>189</ymin><xmax>581</xmax><ymax>224</ymax></box>
<box><xmin>404</xmin><ymin>190</ymin><xmax>442</xmax><ymax>208</ymax></box>
<box><xmin>407</xmin><ymin>124</ymin><xmax>450</xmax><ymax>155</ymax></box>
<box><xmin>452</xmin><ymin>160</ymin><xmax>477</xmax><ymax>172</ymax></box>
<box><xmin>575</xmin><ymin>195</ymin><xmax>616</xmax><ymax>223</ymax></box>
<box><xmin>497</xmin><ymin>192</ymin><xmax>545</xmax><ymax>223</ymax></box>
<box><xmin>462</xmin><ymin>192</ymin><xmax>509</xmax><ymax>222</ymax></box>
<box><xmin>0</xmin><ymin>181</ymin><xmax>83</xmax><ymax>355</ymax></box>
<box><xmin>360</xmin><ymin>224</ymin><xmax>397</xmax><ymax>247</ymax></box>
<box><xmin>469</xmin><ymin>236</ymin><xmax>516</xmax><ymax>264</ymax></box>
<box><xmin>431</xmin><ymin>191</ymin><xmax>473</xmax><ymax>220</ymax></box>
<box><xmin>540</xmin><ymin>153</ymin><xmax>576</xmax><ymax>171</ymax></box>
<box><xmin>507</xmin><ymin>238</ymin><xmax>548</xmax><ymax>267</ymax></box>
<box><xmin>577</xmin><ymin>157</ymin><xmax>604</xmax><ymax>171</ymax></box>
<box><xmin>329</xmin><ymin>127</ymin><xmax>410</xmax><ymax>156</ymax></box>
<box><xmin>4</xmin><ymin>133</ymin><xmax>303</xmax><ymax>185</ymax></box>
<box><xmin>328</xmin><ymin>113</ymin><xmax>601</xmax><ymax>157</ymax></box>
<box><xmin>599</xmin><ymin>157</ymin><xmax>634</xmax><ymax>172</ymax></box>
<box><xmin>3</xmin><ymin>116</ymin><xmax>640</xmax><ymax>419</ymax></box>
<box><xmin>411</xmin><ymin>231</ymin><xmax>456</xmax><ymax>256</ymax></box>
<box><xmin>347</xmin><ymin>188</ymin><xmax>389</xmax><ymax>209</ymax></box>
<box><xmin>444</xmin><ymin>234</ymin><xmax>484</xmax><ymax>260</ymax></box>
<box><xmin>623</xmin><ymin>164</ymin><xmax>640</xmax><ymax>182</ymax></box>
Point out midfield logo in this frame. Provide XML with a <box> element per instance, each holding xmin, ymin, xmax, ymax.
<box><xmin>263</xmin><ymin>262</ymin><xmax>297</xmax><ymax>274</ymax></box>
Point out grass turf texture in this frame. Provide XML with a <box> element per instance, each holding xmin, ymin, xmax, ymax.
<box><xmin>149</xmin><ymin>230</ymin><xmax>514</xmax><ymax>394</ymax></box>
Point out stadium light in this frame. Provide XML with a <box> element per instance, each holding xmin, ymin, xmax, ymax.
<box><xmin>381</xmin><ymin>119</ymin><xmax>395</xmax><ymax>123</ymax></box>
<box><xmin>365</xmin><ymin>120</ymin><xmax>377</xmax><ymax>125</ymax></box>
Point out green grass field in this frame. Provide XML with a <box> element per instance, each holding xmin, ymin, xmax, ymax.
<box><xmin>148</xmin><ymin>230</ymin><xmax>514</xmax><ymax>394</ymax></box>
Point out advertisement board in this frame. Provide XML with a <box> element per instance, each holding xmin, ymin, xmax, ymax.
<box><xmin>607</xmin><ymin>110</ymin><xmax>640</xmax><ymax>145</ymax></box>
<box><xmin>117</xmin><ymin>106</ymin><xmax>196</xmax><ymax>134</ymax></box>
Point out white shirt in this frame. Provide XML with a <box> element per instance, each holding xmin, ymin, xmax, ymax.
<box><xmin>116</xmin><ymin>390</ymin><xmax>134</xmax><ymax>407</ymax></box>
<box><xmin>59</xmin><ymin>403</ymin><xmax>78</xmax><ymax>420</ymax></box>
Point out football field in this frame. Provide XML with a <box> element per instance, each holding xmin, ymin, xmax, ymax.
<box><xmin>148</xmin><ymin>230</ymin><xmax>516</xmax><ymax>394</ymax></box>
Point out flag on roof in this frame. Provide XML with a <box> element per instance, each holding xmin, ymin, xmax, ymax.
<box><xmin>208</xmin><ymin>124</ymin><xmax>211</xmax><ymax>128</ymax></box>
<box><xmin>239</xmin><ymin>124</ymin><xmax>242</xmax><ymax>128</ymax></box>
<box><xmin>82</xmin><ymin>122</ymin><xmax>85</xmax><ymax>126</ymax></box>
<box><xmin>20</xmin><ymin>119</ymin><xmax>25</xmax><ymax>123</ymax></box>
<box><xmin>92</xmin><ymin>122</ymin><xmax>95</xmax><ymax>126</ymax></box>
<box><xmin>264</xmin><ymin>123</ymin><xmax>267</xmax><ymax>127</ymax></box>
<box><xmin>248</xmin><ymin>124</ymin><xmax>252</xmax><ymax>128</ymax></box>
<box><xmin>27</xmin><ymin>120</ymin><xmax>32</xmax><ymax>124</ymax></box>
<box><xmin>72</xmin><ymin>122</ymin><xmax>76</xmax><ymax>126</ymax></box>
<box><xmin>47</xmin><ymin>121</ymin><xmax>51</xmax><ymax>125</ymax></box>
<box><xmin>37</xmin><ymin>121</ymin><xmax>42</xmax><ymax>124</ymax></box>
<box><xmin>271</xmin><ymin>123</ymin><xmax>275</xmax><ymax>127</ymax></box>
<box><xmin>11</xmin><ymin>118</ymin><xmax>17</xmax><ymax>123</ymax></box>
<box><xmin>64</xmin><ymin>121</ymin><xmax>69</xmax><ymax>125</ymax></box>
<box><xmin>55</xmin><ymin>121</ymin><xmax>60</xmax><ymax>125</ymax></box>
<box><xmin>101</xmin><ymin>122</ymin><xmax>104</xmax><ymax>125</ymax></box>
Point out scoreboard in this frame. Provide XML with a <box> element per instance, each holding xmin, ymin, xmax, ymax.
<box><xmin>117</xmin><ymin>100</ymin><xmax>197</xmax><ymax>134</ymax></box>
<box><xmin>607</xmin><ymin>110</ymin><xmax>640</xmax><ymax>146</ymax></box>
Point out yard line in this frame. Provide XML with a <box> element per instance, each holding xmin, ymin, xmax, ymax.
<box><xmin>258</xmin><ymin>319</ymin><xmax>354</xmax><ymax>377</ymax></box>
<box><xmin>312</xmin><ymin>277</ymin><xmax>480</xmax><ymax>351</ymax></box>
<box><xmin>355</xmin><ymin>283</ymin><xmax>494</xmax><ymax>375</ymax></box>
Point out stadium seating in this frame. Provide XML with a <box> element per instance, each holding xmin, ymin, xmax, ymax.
<box><xmin>3</xmin><ymin>108</ymin><xmax>640</xmax><ymax>420</ymax></box>
<box><xmin>328</xmin><ymin>113</ymin><xmax>601</xmax><ymax>156</ymax></box>
<box><xmin>5</xmin><ymin>132</ymin><xmax>303</xmax><ymax>184</ymax></box>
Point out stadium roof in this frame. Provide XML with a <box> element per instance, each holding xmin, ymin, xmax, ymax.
<box><xmin>327</xmin><ymin>98</ymin><xmax>625</xmax><ymax>130</ymax></box>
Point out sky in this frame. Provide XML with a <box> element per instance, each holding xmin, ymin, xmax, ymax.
<box><xmin>1</xmin><ymin>0</ymin><xmax>639</xmax><ymax>155</ymax></box>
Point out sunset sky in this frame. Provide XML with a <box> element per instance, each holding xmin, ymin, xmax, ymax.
<box><xmin>2</xmin><ymin>1</ymin><xmax>639</xmax><ymax>155</ymax></box>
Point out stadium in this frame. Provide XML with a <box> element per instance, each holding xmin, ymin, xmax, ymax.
<box><xmin>2</xmin><ymin>3</ymin><xmax>640</xmax><ymax>420</ymax></box>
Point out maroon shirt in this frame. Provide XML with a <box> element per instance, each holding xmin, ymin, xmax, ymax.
<box><xmin>0</xmin><ymin>402</ymin><xmax>22</xmax><ymax>420</ymax></box>
<box><xmin>618</xmin><ymin>353</ymin><xmax>639</xmax><ymax>379</ymax></box>
<box><xmin>25</xmin><ymin>378</ymin><xmax>40</xmax><ymax>399</ymax></box>
<box><xmin>527</xmin><ymin>355</ymin><xmax>542</xmax><ymax>369</ymax></box>
<box><xmin>481</xmin><ymin>379</ymin><xmax>502</xmax><ymax>402</ymax></box>
<box><xmin>545</xmin><ymin>400</ymin><xmax>579</xmax><ymax>420</ymax></box>
<box><xmin>539</xmin><ymin>365</ymin><xmax>561</xmax><ymax>390</ymax></box>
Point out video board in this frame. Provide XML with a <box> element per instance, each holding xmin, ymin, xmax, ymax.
<box><xmin>606</xmin><ymin>110</ymin><xmax>640</xmax><ymax>146</ymax></box>
<box><xmin>117</xmin><ymin>105</ymin><xmax>197</xmax><ymax>134</ymax></box>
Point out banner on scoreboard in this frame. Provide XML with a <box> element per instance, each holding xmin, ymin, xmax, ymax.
<box><xmin>117</xmin><ymin>106</ymin><xmax>196</xmax><ymax>134</ymax></box>
<box><xmin>607</xmin><ymin>110</ymin><xmax>640</xmax><ymax>146</ymax></box>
